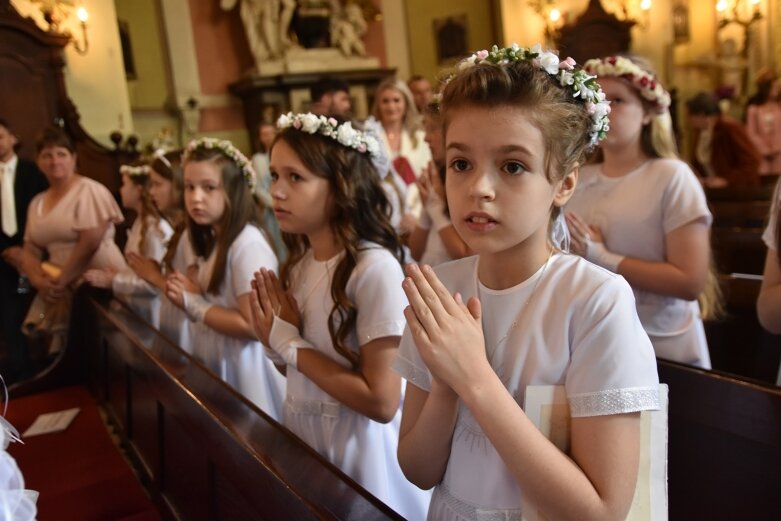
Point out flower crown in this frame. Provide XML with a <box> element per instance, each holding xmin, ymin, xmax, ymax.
<box><xmin>277</xmin><ymin>112</ymin><xmax>381</xmax><ymax>158</ymax></box>
<box><xmin>583</xmin><ymin>56</ymin><xmax>671</xmax><ymax>113</ymax></box>
<box><xmin>448</xmin><ymin>44</ymin><xmax>611</xmax><ymax>147</ymax></box>
<box><xmin>182</xmin><ymin>137</ymin><xmax>256</xmax><ymax>188</ymax></box>
<box><xmin>119</xmin><ymin>165</ymin><xmax>150</xmax><ymax>177</ymax></box>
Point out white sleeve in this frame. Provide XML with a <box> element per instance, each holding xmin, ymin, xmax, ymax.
<box><xmin>352</xmin><ymin>249</ymin><xmax>407</xmax><ymax>345</ymax></box>
<box><xmin>112</xmin><ymin>270</ymin><xmax>158</xmax><ymax>297</ymax></box>
<box><xmin>230</xmin><ymin>228</ymin><xmax>278</xmax><ymax>297</ymax></box>
<box><xmin>662</xmin><ymin>162</ymin><xmax>712</xmax><ymax>233</ymax></box>
<box><xmin>393</xmin><ymin>325</ymin><xmax>432</xmax><ymax>391</ymax></box>
<box><xmin>144</xmin><ymin>218</ymin><xmax>174</xmax><ymax>262</ymax></box>
<box><xmin>566</xmin><ymin>276</ymin><xmax>660</xmax><ymax>418</ymax></box>
<box><xmin>762</xmin><ymin>179</ymin><xmax>779</xmax><ymax>251</ymax></box>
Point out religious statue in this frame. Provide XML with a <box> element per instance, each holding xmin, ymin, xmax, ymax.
<box><xmin>221</xmin><ymin>0</ymin><xmax>297</xmax><ymax>70</ymax></box>
<box><xmin>330</xmin><ymin>3</ymin><xmax>368</xmax><ymax>57</ymax></box>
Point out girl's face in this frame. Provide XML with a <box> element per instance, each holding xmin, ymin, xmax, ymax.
<box><xmin>259</xmin><ymin>125</ymin><xmax>277</xmax><ymax>151</ymax></box>
<box><xmin>598</xmin><ymin>77</ymin><xmax>650</xmax><ymax>150</ymax></box>
<box><xmin>37</xmin><ymin>146</ymin><xmax>76</xmax><ymax>182</ymax></box>
<box><xmin>119</xmin><ymin>172</ymin><xmax>142</xmax><ymax>211</ymax></box>
<box><xmin>183</xmin><ymin>160</ymin><xmax>226</xmax><ymax>229</ymax></box>
<box><xmin>378</xmin><ymin>88</ymin><xmax>407</xmax><ymax>125</ymax></box>
<box><xmin>445</xmin><ymin>105</ymin><xmax>571</xmax><ymax>257</ymax></box>
<box><xmin>269</xmin><ymin>139</ymin><xmax>332</xmax><ymax>237</ymax></box>
<box><xmin>149</xmin><ymin>168</ymin><xmax>174</xmax><ymax>212</ymax></box>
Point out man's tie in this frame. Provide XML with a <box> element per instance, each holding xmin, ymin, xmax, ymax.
<box><xmin>1</xmin><ymin>162</ymin><xmax>18</xmax><ymax>236</ymax></box>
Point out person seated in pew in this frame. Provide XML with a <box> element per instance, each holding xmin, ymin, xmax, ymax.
<box><xmin>686</xmin><ymin>91</ymin><xmax>761</xmax><ymax>188</ymax></box>
<box><xmin>166</xmin><ymin>138</ymin><xmax>285</xmax><ymax>419</ymax></box>
<box><xmin>250</xmin><ymin>113</ymin><xmax>431</xmax><ymax>520</ymax></box>
<box><xmin>567</xmin><ymin>56</ymin><xmax>718</xmax><ymax>370</ymax></box>
<box><xmin>758</xmin><ymin>178</ymin><xmax>781</xmax><ymax>334</ymax></box>
<box><xmin>84</xmin><ymin>161</ymin><xmax>173</xmax><ymax>327</ymax></box>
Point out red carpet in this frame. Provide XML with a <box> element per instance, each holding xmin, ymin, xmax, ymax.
<box><xmin>6</xmin><ymin>386</ymin><xmax>160</xmax><ymax>521</ymax></box>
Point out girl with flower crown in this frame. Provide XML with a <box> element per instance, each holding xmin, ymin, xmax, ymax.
<box><xmin>394</xmin><ymin>44</ymin><xmax>660</xmax><ymax>520</ymax></box>
<box><xmin>566</xmin><ymin>55</ymin><xmax>716</xmax><ymax>370</ymax></box>
<box><xmin>122</xmin><ymin>151</ymin><xmax>198</xmax><ymax>350</ymax></box>
<box><xmin>166</xmin><ymin>138</ymin><xmax>285</xmax><ymax>419</ymax></box>
<box><xmin>249</xmin><ymin>113</ymin><xmax>430</xmax><ymax>520</ymax></box>
<box><xmin>84</xmin><ymin>161</ymin><xmax>173</xmax><ymax>327</ymax></box>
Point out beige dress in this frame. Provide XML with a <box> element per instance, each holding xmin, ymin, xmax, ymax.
<box><xmin>25</xmin><ymin>176</ymin><xmax>126</xmax><ymax>273</ymax></box>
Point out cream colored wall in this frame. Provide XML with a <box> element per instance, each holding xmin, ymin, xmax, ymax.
<box><xmin>382</xmin><ymin>0</ymin><xmax>412</xmax><ymax>79</ymax></box>
<box><xmin>11</xmin><ymin>0</ymin><xmax>133</xmax><ymax>147</ymax></box>
<box><xmin>115</xmin><ymin>0</ymin><xmax>179</xmax><ymax>153</ymax></box>
<box><xmin>403</xmin><ymin>0</ymin><xmax>497</xmax><ymax>82</ymax></box>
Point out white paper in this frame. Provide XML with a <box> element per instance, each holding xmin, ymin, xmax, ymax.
<box><xmin>22</xmin><ymin>408</ymin><xmax>80</xmax><ymax>437</ymax></box>
<box><xmin>522</xmin><ymin>385</ymin><xmax>669</xmax><ymax>521</ymax></box>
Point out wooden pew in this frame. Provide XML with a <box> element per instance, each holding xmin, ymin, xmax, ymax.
<box><xmin>705</xmin><ymin>274</ymin><xmax>781</xmax><ymax>385</ymax></box>
<box><xmin>658</xmin><ymin>359</ymin><xmax>781</xmax><ymax>521</ymax></box>
<box><xmin>709</xmin><ymin>201</ymin><xmax>770</xmax><ymax>229</ymax></box>
<box><xmin>710</xmin><ymin>227</ymin><xmax>767</xmax><ymax>276</ymax></box>
<box><xmin>705</xmin><ymin>184</ymin><xmax>774</xmax><ymax>202</ymax></box>
<box><xmin>83</xmin><ymin>295</ymin><xmax>403</xmax><ymax>521</ymax></box>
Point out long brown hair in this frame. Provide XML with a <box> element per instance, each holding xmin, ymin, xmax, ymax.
<box><xmin>152</xmin><ymin>151</ymin><xmax>188</xmax><ymax>274</ymax></box>
<box><xmin>184</xmin><ymin>146</ymin><xmax>263</xmax><ymax>294</ymax></box>
<box><xmin>274</xmin><ymin>125</ymin><xmax>404</xmax><ymax>368</ymax></box>
<box><xmin>122</xmin><ymin>165</ymin><xmax>161</xmax><ymax>256</ymax></box>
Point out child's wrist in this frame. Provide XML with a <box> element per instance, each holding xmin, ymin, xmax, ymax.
<box><xmin>183</xmin><ymin>291</ymin><xmax>212</xmax><ymax>322</ymax></box>
<box><xmin>268</xmin><ymin>316</ymin><xmax>313</xmax><ymax>369</ymax></box>
<box><xmin>585</xmin><ymin>241</ymin><xmax>624</xmax><ymax>272</ymax></box>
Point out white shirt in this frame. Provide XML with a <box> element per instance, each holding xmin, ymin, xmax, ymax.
<box><xmin>1</xmin><ymin>155</ymin><xmax>18</xmax><ymax>236</ymax></box>
<box><xmin>394</xmin><ymin>253</ymin><xmax>659</xmax><ymax>513</ymax></box>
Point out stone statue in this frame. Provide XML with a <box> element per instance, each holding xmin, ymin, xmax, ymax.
<box><xmin>221</xmin><ymin>0</ymin><xmax>297</xmax><ymax>69</ymax></box>
<box><xmin>330</xmin><ymin>3</ymin><xmax>368</xmax><ymax>57</ymax></box>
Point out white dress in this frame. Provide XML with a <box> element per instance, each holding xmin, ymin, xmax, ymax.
<box><xmin>394</xmin><ymin>253</ymin><xmax>660</xmax><ymax>520</ymax></box>
<box><xmin>158</xmin><ymin>231</ymin><xmax>196</xmax><ymax>352</ymax></box>
<box><xmin>566</xmin><ymin>159</ymin><xmax>714</xmax><ymax>369</ymax></box>
<box><xmin>190</xmin><ymin>225</ymin><xmax>285</xmax><ymax>420</ymax></box>
<box><xmin>112</xmin><ymin>216</ymin><xmax>173</xmax><ymax>327</ymax></box>
<box><xmin>283</xmin><ymin>244</ymin><xmax>430</xmax><ymax>520</ymax></box>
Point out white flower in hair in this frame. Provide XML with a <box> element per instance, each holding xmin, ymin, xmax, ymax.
<box><xmin>337</xmin><ymin>121</ymin><xmax>358</xmax><ymax>146</ymax></box>
<box><xmin>446</xmin><ymin>43</ymin><xmax>612</xmax><ymax>147</ymax></box>
<box><xmin>538</xmin><ymin>52</ymin><xmax>560</xmax><ymax>75</ymax></box>
<box><xmin>182</xmin><ymin>137</ymin><xmax>257</xmax><ymax>188</ymax></box>
<box><xmin>277</xmin><ymin>112</ymin><xmax>382</xmax><ymax>160</ymax></box>
<box><xmin>583</xmin><ymin>56</ymin><xmax>671</xmax><ymax>113</ymax></box>
<box><xmin>301</xmin><ymin>113</ymin><xmax>321</xmax><ymax>133</ymax></box>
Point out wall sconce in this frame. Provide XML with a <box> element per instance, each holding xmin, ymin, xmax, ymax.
<box><xmin>32</xmin><ymin>1</ymin><xmax>90</xmax><ymax>55</ymax></box>
<box><xmin>716</xmin><ymin>0</ymin><xmax>762</xmax><ymax>32</ymax></box>
<box><xmin>528</xmin><ymin>0</ymin><xmax>567</xmax><ymax>41</ymax></box>
<box><xmin>530</xmin><ymin>0</ymin><xmax>652</xmax><ymax>39</ymax></box>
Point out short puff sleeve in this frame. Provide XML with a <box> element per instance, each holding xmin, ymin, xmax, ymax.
<box><xmin>72</xmin><ymin>177</ymin><xmax>124</xmax><ymax>231</ymax></box>
<box><xmin>349</xmin><ymin>247</ymin><xmax>407</xmax><ymax>346</ymax></box>
<box><xmin>229</xmin><ymin>226</ymin><xmax>277</xmax><ymax>297</ymax></box>
<box><xmin>566</xmin><ymin>276</ymin><xmax>660</xmax><ymax>417</ymax></box>
<box><xmin>662</xmin><ymin>161</ymin><xmax>712</xmax><ymax>233</ymax></box>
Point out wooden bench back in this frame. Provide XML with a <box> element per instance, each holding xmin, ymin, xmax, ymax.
<box><xmin>85</xmin><ymin>296</ymin><xmax>402</xmax><ymax>521</ymax></box>
<box><xmin>658</xmin><ymin>359</ymin><xmax>781</xmax><ymax>520</ymax></box>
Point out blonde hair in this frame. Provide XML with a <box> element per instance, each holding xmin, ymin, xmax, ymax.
<box><xmin>371</xmin><ymin>78</ymin><xmax>423</xmax><ymax>148</ymax></box>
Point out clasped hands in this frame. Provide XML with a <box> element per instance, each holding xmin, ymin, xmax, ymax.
<box><xmin>249</xmin><ymin>268</ymin><xmax>305</xmax><ymax>368</ymax></box>
<box><xmin>402</xmin><ymin>263</ymin><xmax>487</xmax><ymax>395</ymax></box>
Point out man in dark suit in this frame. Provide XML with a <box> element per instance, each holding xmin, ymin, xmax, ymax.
<box><xmin>0</xmin><ymin>119</ymin><xmax>47</xmax><ymax>383</ymax></box>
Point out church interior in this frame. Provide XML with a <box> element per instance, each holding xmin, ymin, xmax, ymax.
<box><xmin>0</xmin><ymin>0</ymin><xmax>780</xmax><ymax>519</ymax></box>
